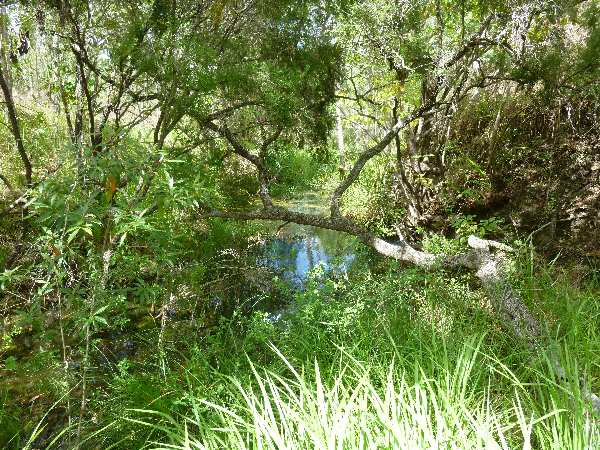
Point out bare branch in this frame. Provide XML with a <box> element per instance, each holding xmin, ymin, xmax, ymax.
<box><xmin>0</xmin><ymin>64</ymin><xmax>32</xmax><ymax>186</ymax></box>
<box><xmin>0</xmin><ymin>172</ymin><xmax>15</xmax><ymax>194</ymax></box>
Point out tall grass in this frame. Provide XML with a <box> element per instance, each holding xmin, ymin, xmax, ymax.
<box><xmin>132</xmin><ymin>340</ymin><xmax>598</xmax><ymax>450</ymax></box>
<box><xmin>20</xmin><ymin>258</ymin><xmax>599</xmax><ymax>449</ymax></box>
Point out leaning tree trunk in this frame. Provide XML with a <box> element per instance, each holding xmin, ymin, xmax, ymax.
<box><xmin>0</xmin><ymin>13</ymin><xmax>33</xmax><ymax>188</ymax></box>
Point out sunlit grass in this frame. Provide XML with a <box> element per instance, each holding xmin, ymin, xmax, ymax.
<box><xmin>15</xmin><ymin>258</ymin><xmax>598</xmax><ymax>449</ymax></box>
<box><xmin>131</xmin><ymin>341</ymin><xmax>598</xmax><ymax>450</ymax></box>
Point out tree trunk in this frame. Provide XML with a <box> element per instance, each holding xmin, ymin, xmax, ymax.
<box><xmin>0</xmin><ymin>8</ymin><xmax>32</xmax><ymax>187</ymax></box>
<box><xmin>0</xmin><ymin>62</ymin><xmax>33</xmax><ymax>187</ymax></box>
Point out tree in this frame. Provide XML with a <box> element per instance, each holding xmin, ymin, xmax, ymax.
<box><xmin>191</xmin><ymin>0</ymin><xmax>600</xmax><ymax>412</ymax></box>
<box><xmin>0</xmin><ymin>5</ymin><xmax>32</xmax><ymax>188</ymax></box>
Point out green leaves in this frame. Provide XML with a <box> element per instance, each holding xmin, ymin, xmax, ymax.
<box><xmin>3</xmin><ymin>356</ymin><xmax>18</xmax><ymax>371</ymax></box>
<box><xmin>66</xmin><ymin>220</ymin><xmax>95</xmax><ymax>245</ymax></box>
<box><xmin>85</xmin><ymin>305</ymin><xmax>110</xmax><ymax>331</ymax></box>
<box><xmin>0</xmin><ymin>266</ymin><xmax>22</xmax><ymax>291</ymax></box>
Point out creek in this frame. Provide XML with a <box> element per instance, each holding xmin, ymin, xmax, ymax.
<box><xmin>258</xmin><ymin>192</ymin><xmax>358</xmax><ymax>287</ymax></box>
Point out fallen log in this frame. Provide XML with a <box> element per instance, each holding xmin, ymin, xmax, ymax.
<box><xmin>200</xmin><ymin>204</ymin><xmax>600</xmax><ymax>414</ymax></box>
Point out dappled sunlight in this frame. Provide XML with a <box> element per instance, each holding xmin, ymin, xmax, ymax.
<box><xmin>1</xmin><ymin>0</ymin><xmax>599</xmax><ymax>448</ymax></box>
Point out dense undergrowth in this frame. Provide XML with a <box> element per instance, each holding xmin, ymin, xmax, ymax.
<box><xmin>4</xmin><ymin>247</ymin><xmax>598</xmax><ymax>449</ymax></box>
<box><xmin>1</xmin><ymin>1</ymin><xmax>600</xmax><ymax>448</ymax></box>
<box><xmin>109</xmin><ymin>260</ymin><xmax>600</xmax><ymax>449</ymax></box>
<box><xmin>1</xmin><ymin>97</ymin><xmax>599</xmax><ymax>447</ymax></box>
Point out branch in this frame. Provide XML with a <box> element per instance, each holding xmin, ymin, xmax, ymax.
<box><xmin>330</xmin><ymin>105</ymin><xmax>432</xmax><ymax>217</ymax></box>
<box><xmin>0</xmin><ymin>172</ymin><xmax>15</xmax><ymax>194</ymax></box>
<box><xmin>205</xmin><ymin>121</ymin><xmax>275</xmax><ymax>208</ymax></box>
<box><xmin>0</xmin><ymin>64</ymin><xmax>32</xmax><ymax>187</ymax></box>
<box><xmin>205</xmin><ymin>122</ymin><xmax>263</xmax><ymax>169</ymax></box>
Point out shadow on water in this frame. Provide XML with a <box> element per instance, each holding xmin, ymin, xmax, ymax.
<box><xmin>257</xmin><ymin>193</ymin><xmax>357</xmax><ymax>289</ymax></box>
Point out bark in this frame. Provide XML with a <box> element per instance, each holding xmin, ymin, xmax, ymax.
<box><xmin>0</xmin><ymin>172</ymin><xmax>15</xmax><ymax>194</ymax></box>
<box><xmin>0</xmin><ymin>63</ymin><xmax>33</xmax><ymax>187</ymax></box>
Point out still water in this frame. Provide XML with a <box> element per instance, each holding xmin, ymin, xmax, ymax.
<box><xmin>258</xmin><ymin>193</ymin><xmax>357</xmax><ymax>287</ymax></box>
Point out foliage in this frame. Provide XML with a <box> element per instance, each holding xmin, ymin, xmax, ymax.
<box><xmin>0</xmin><ymin>0</ymin><xmax>599</xmax><ymax>448</ymax></box>
<box><xmin>144</xmin><ymin>344</ymin><xmax>598</xmax><ymax>450</ymax></box>
<box><xmin>30</xmin><ymin>259</ymin><xmax>597</xmax><ymax>449</ymax></box>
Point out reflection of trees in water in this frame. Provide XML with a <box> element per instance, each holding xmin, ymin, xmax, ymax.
<box><xmin>305</xmin><ymin>236</ymin><xmax>315</xmax><ymax>271</ymax></box>
<box><xmin>259</xmin><ymin>230</ymin><xmax>356</xmax><ymax>286</ymax></box>
<box><xmin>313</xmin><ymin>227</ymin><xmax>354</xmax><ymax>260</ymax></box>
<box><xmin>260</xmin><ymin>237</ymin><xmax>301</xmax><ymax>270</ymax></box>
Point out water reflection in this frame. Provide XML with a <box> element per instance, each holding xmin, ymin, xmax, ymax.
<box><xmin>259</xmin><ymin>231</ymin><xmax>356</xmax><ymax>286</ymax></box>
<box><xmin>258</xmin><ymin>194</ymin><xmax>357</xmax><ymax>287</ymax></box>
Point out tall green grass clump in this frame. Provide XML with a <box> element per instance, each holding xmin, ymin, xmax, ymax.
<box><xmin>124</xmin><ymin>260</ymin><xmax>600</xmax><ymax>450</ymax></box>
<box><xmin>133</xmin><ymin>341</ymin><xmax>599</xmax><ymax>450</ymax></box>
<box><xmin>24</xmin><ymin>257</ymin><xmax>599</xmax><ymax>449</ymax></box>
